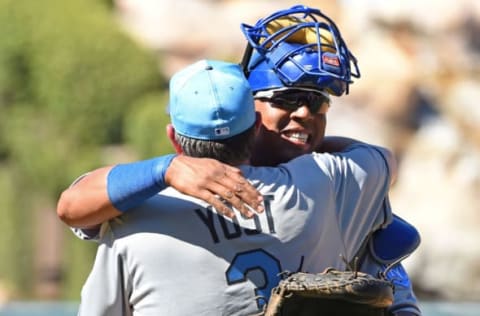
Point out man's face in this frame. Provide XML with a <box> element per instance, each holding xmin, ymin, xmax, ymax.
<box><xmin>251</xmin><ymin>89</ymin><xmax>329</xmax><ymax>166</ymax></box>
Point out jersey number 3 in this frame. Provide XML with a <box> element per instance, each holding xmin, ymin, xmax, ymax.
<box><xmin>225</xmin><ymin>249</ymin><xmax>282</xmax><ymax>309</ymax></box>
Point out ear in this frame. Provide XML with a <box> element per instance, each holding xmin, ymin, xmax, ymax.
<box><xmin>166</xmin><ymin>124</ymin><xmax>183</xmax><ymax>154</ymax></box>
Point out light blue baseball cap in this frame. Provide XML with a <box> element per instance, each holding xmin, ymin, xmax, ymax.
<box><xmin>168</xmin><ymin>60</ymin><xmax>256</xmax><ymax>140</ymax></box>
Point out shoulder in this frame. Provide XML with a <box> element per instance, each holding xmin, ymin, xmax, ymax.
<box><xmin>312</xmin><ymin>143</ymin><xmax>393</xmax><ymax>177</ymax></box>
<box><xmin>318</xmin><ymin>143</ymin><xmax>391</xmax><ymax>163</ymax></box>
<box><xmin>281</xmin><ymin>143</ymin><xmax>393</xmax><ymax>189</ymax></box>
<box><xmin>243</xmin><ymin>144</ymin><xmax>389</xmax><ymax>184</ymax></box>
<box><xmin>282</xmin><ymin>143</ymin><xmax>389</xmax><ymax>172</ymax></box>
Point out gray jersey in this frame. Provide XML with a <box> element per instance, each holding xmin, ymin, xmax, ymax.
<box><xmin>78</xmin><ymin>144</ymin><xmax>394</xmax><ymax>316</ymax></box>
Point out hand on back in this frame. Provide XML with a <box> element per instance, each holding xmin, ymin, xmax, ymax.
<box><xmin>165</xmin><ymin>155</ymin><xmax>264</xmax><ymax>218</ymax></box>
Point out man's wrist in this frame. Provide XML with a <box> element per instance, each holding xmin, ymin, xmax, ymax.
<box><xmin>107</xmin><ymin>154</ymin><xmax>176</xmax><ymax>212</ymax></box>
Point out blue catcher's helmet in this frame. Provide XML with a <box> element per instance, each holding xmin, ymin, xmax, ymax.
<box><xmin>240</xmin><ymin>5</ymin><xmax>360</xmax><ymax>96</ymax></box>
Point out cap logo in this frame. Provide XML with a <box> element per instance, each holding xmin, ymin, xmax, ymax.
<box><xmin>215</xmin><ymin>127</ymin><xmax>230</xmax><ymax>136</ymax></box>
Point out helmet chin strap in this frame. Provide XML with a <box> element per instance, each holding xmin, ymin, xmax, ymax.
<box><xmin>240</xmin><ymin>43</ymin><xmax>254</xmax><ymax>77</ymax></box>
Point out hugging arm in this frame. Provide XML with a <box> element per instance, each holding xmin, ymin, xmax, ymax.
<box><xmin>57</xmin><ymin>155</ymin><xmax>263</xmax><ymax>229</ymax></box>
<box><xmin>323</xmin><ymin>137</ymin><xmax>420</xmax><ymax>315</ymax></box>
<box><xmin>319</xmin><ymin>137</ymin><xmax>420</xmax><ymax>315</ymax></box>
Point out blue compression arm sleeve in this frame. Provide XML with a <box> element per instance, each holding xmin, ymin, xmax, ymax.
<box><xmin>107</xmin><ymin>154</ymin><xmax>176</xmax><ymax>212</ymax></box>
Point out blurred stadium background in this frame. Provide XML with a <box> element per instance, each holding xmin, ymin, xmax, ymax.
<box><xmin>0</xmin><ymin>0</ymin><xmax>479</xmax><ymax>314</ymax></box>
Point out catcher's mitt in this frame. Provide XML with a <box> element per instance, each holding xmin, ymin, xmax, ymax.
<box><xmin>262</xmin><ymin>268</ymin><xmax>394</xmax><ymax>316</ymax></box>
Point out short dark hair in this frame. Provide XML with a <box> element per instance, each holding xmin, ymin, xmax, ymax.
<box><xmin>174</xmin><ymin>125</ymin><xmax>256</xmax><ymax>165</ymax></box>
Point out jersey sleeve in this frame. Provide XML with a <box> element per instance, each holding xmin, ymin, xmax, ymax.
<box><xmin>66</xmin><ymin>172</ymin><xmax>102</xmax><ymax>241</ymax></box>
<box><xmin>312</xmin><ymin>144</ymin><xmax>394</xmax><ymax>258</ymax></box>
<box><xmin>77</xmin><ymin>227</ymin><xmax>132</xmax><ymax>316</ymax></box>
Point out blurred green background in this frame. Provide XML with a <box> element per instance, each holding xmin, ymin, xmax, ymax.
<box><xmin>0</xmin><ymin>0</ymin><xmax>172</xmax><ymax>301</ymax></box>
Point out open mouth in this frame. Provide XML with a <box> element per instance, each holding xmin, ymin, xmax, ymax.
<box><xmin>282</xmin><ymin>131</ymin><xmax>310</xmax><ymax>145</ymax></box>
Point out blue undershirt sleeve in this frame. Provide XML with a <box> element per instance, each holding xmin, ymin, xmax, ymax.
<box><xmin>106</xmin><ymin>154</ymin><xmax>176</xmax><ymax>212</ymax></box>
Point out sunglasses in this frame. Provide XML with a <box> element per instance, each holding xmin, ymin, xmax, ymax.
<box><xmin>255</xmin><ymin>89</ymin><xmax>331</xmax><ymax>114</ymax></box>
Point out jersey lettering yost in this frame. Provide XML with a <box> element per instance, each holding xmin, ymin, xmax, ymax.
<box><xmin>195</xmin><ymin>194</ymin><xmax>275</xmax><ymax>243</ymax></box>
<box><xmin>77</xmin><ymin>144</ymin><xmax>392</xmax><ymax>316</ymax></box>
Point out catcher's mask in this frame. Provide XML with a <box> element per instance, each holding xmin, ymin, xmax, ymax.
<box><xmin>240</xmin><ymin>5</ymin><xmax>360</xmax><ymax>96</ymax></box>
